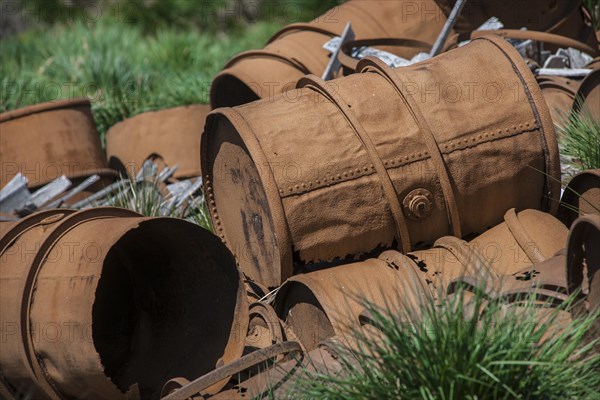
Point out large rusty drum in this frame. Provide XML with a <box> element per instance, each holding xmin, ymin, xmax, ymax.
<box><xmin>202</xmin><ymin>35</ymin><xmax>561</xmax><ymax>288</ymax></box>
<box><xmin>274</xmin><ymin>209</ymin><xmax>568</xmax><ymax>350</ymax></box>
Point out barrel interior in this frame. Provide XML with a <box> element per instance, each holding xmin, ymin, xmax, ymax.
<box><xmin>278</xmin><ymin>282</ymin><xmax>336</xmax><ymax>351</ymax></box>
<box><xmin>207</xmin><ymin>117</ymin><xmax>281</xmax><ymax>288</ymax></box>
<box><xmin>211</xmin><ymin>73</ymin><xmax>261</xmax><ymax>108</ymax></box>
<box><xmin>92</xmin><ymin>219</ymin><xmax>241</xmax><ymax>398</ymax></box>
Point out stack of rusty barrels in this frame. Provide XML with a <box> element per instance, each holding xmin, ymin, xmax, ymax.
<box><xmin>1</xmin><ymin>1</ymin><xmax>599</xmax><ymax>399</ymax></box>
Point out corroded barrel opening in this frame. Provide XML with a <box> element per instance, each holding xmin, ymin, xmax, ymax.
<box><xmin>93</xmin><ymin>219</ymin><xmax>243</xmax><ymax>398</ymax></box>
<box><xmin>211</xmin><ymin>73</ymin><xmax>262</xmax><ymax>109</ymax></box>
<box><xmin>276</xmin><ymin>282</ymin><xmax>336</xmax><ymax>351</ymax></box>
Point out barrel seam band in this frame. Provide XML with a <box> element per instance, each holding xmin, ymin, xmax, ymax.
<box><xmin>280</xmin><ymin>120</ymin><xmax>538</xmax><ymax>198</ymax></box>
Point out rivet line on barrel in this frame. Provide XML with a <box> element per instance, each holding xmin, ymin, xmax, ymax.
<box><xmin>279</xmin><ymin>121</ymin><xmax>538</xmax><ymax>198</ymax></box>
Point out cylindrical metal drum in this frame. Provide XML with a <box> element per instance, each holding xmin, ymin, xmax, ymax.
<box><xmin>106</xmin><ymin>105</ymin><xmax>210</xmax><ymax>179</ymax></box>
<box><xmin>0</xmin><ymin>208</ymin><xmax>248</xmax><ymax>400</ymax></box>
<box><xmin>275</xmin><ymin>209</ymin><xmax>568</xmax><ymax>351</ymax></box>
<box><xmin>0</xmin><ymin>99</ymin><xmax>117</xmax><ymax>190</ymax></box>
<box><xmin>202</xmin><ymin>35</ymin><xmax>561</xmax><ymax>288</ymax></box>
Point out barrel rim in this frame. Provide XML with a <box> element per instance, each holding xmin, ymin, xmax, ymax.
<box><xmin>472</xmin><ymin>34</ymin><xmax>562</xmax><ymax>214</ymax></box>
<box><xmin>0</xmin><ymin>98</ymin><xmax>92</xmax><ymax>123</ymax></box>
<box><xmin>210</xmin><ymin>64</ymin><xmax>282</xmax><ymax>108</ymax></box>
<box><xmin>0</xmin><ymin>209</ymin><xmax>75</xmax><ymax>255</ymax></box>
<box><xmin>0</xmin><ymin>208</ymin><xmax>76</xmax><ymax>399</ymax></box>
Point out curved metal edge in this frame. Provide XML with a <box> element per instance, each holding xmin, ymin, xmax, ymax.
<box><xmin>0</xmin><ymin>209</ymin><xmax>75</xmax><ymax>255</ymax></box>
<box><xmin>471</xmin><ymin>34</ymin><xmax>562</xmax><ymax>215</ymax></box>
<box><xmin>20</xmin><ymin>207</ymin><xmax>141</xmax><ymax>400</ymax></box>
<box><xmin>248</xmin><ymin>302</ymin><xmax>285</xmax><ymax>345</ymax></box>
<box><xmin>0</xmin><ymin>99</ymin><xmax>92</xmax><ymax>123</ymax></box>
<box><xmin>161</xmin><ymin>341</ymin><xmax>302</xmax><ymax>400</ymax></box>
<box><xmin>558</xmin><ymin>169</ymin><xmax>600</xmax><ymax>226</ymax></box>
<box><xmin>566</xmin><ymin>214</ymin><xmax>600</xmax><ymax>295</ymax></box>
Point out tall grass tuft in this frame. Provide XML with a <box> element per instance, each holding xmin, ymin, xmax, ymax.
<box><xmin>294</xmin><ymin>288</ymin><xmax>600</xmax><ymax>400</ymax></box>
<box><xmin>186</xmin><ymin>201</ymin><xmax>214</xmax><ymax>232</ymax></box>
<box><xmin>1</xmin><ymin>18</ymin><xmax>280</xmax><ymax>138</ymax></box>
<box><xmin>108</xmin><ymin>179</ymin><xmax>167</xmax><ymax>218</ymax></box>
<box><xmin>559</xmin><ymin>109</ymin><xmax>600</xmax><ymax>173</ymax></box>
<box><xmin>583</xmin><ymin>0</ymin><xmax>600</xmax><ymax>29</ymax></box>
<box><xmin>101</xmin><ymin>176</ymin><xmax>213</xmax><ymax>231</ymax></box>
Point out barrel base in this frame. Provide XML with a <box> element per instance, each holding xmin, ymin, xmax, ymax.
<box><xmin>207</xmin><ymin>117</ymin><xmax>282</xmax><ymax>288</ymax></box>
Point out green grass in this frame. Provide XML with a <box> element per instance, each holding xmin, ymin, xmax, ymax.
<box><xmin>94</xmin><ymin>175</ymin><xmax>213</xmax><ymax>230</ymax></box>
<box><xmin>583</xmin><ymin>0</ymin><xmax>600</xmax><ymax>29</ymax></box>
<box><xmin>1</xmin><ymin>0</ymin><xmax>344</xmax><ymax>139</ymax></box>
<box><xmin>108</xmin><ymin>178</ymin><xmax>169</xmax><ymax>218</ymax></box>
<box><xmin>293</xmin><ymin>289</ymin><xmax>600</xmax><ymax>400</ymax></box>
<box><xmin>559</xmin><ymin>108</ymin><xmax>600</xmax><ymax>172</ymax></box>
<box><xmin>0</xmin><ymin>19</ymin><xmax>280</xmax><ymax>139</ymax></box>
<box><xmin>15</xmin><ymin>0</ymin><xmax>343</xmax><ymax>33</ymax></box>
<box><xmin>3</xmin><ymin>0</ymin><xmax>596</xmax><ymax>141</ymax></box>
<box><xmin>186</xmin><ymin>201</ymin><xmax>213</xmax><ymax>232</ymax></box>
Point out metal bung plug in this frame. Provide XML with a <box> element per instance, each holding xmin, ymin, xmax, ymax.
<box><xmin>403</xmin><ymin>189</ymin><xmax>433</xmax><ymax>220</ymax></box>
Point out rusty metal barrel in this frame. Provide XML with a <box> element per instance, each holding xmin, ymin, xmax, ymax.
<box><xmin>435</xmin><ymin>0</ymin><xmax>599</xmax><ymax>51</ymax></box>
<box><xmin>574</xmin><ymin>69</ymin><xmax>600</xmax><ymax>121</ymax></box>
<box><xmin>106</xmin><ymin>105</ymin><xmax>210</xmax><ymax>179</ymax></box>
<box><xmin>275</xmin><ymin>255</ymin><xmax>429</xmax><ymax>351</ymax></box>
<box><xmin>210</xmin><ymin>0</ymin><xmax>448</xmax><ymax>108</ymax></box>
<box><xmin>398</xmin><ymin>208</ymin><xmax>568</xmax><ymax>301</ymax></box>
<box><xmin>536</xmin><ymin>76</ymin><xmax>579</xmax><ymax>126</ymax></box>
<box><xmin>0</xmin><ymin>99</ymin><xmax>118</xmax><ymax>190</ymax></box>
<box><xmin>202</xmin><ymin>35</ymin><xmax>561</xmax><ymax>288</ymax></box>
<box><xmin>449</xmin><ymin>251</ymin><xmax>574</xmax><ymax>344</ymax></box>
<box><xmin>558</xmin><ymin>169</ymin><xmax>600</xmax><ymax>227</ymax></box>
<box><xmin>274</xmin><ymin>209</ymin><xmax>568</xmax><ymax>350</ymax></box>
<box><xmin>567</xmin><ymin>215</ymin><xmax>600</xmax><ymax>340</ymax></box>
<box><xmin>456</xmin><ymin>214</ymin><xmax>600</xmax><ymax>343</ymax></box>
<box><xmin>0</xmin><ymin>208</ymin><xmax>248</xmax><ymax>400</ymax></box>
